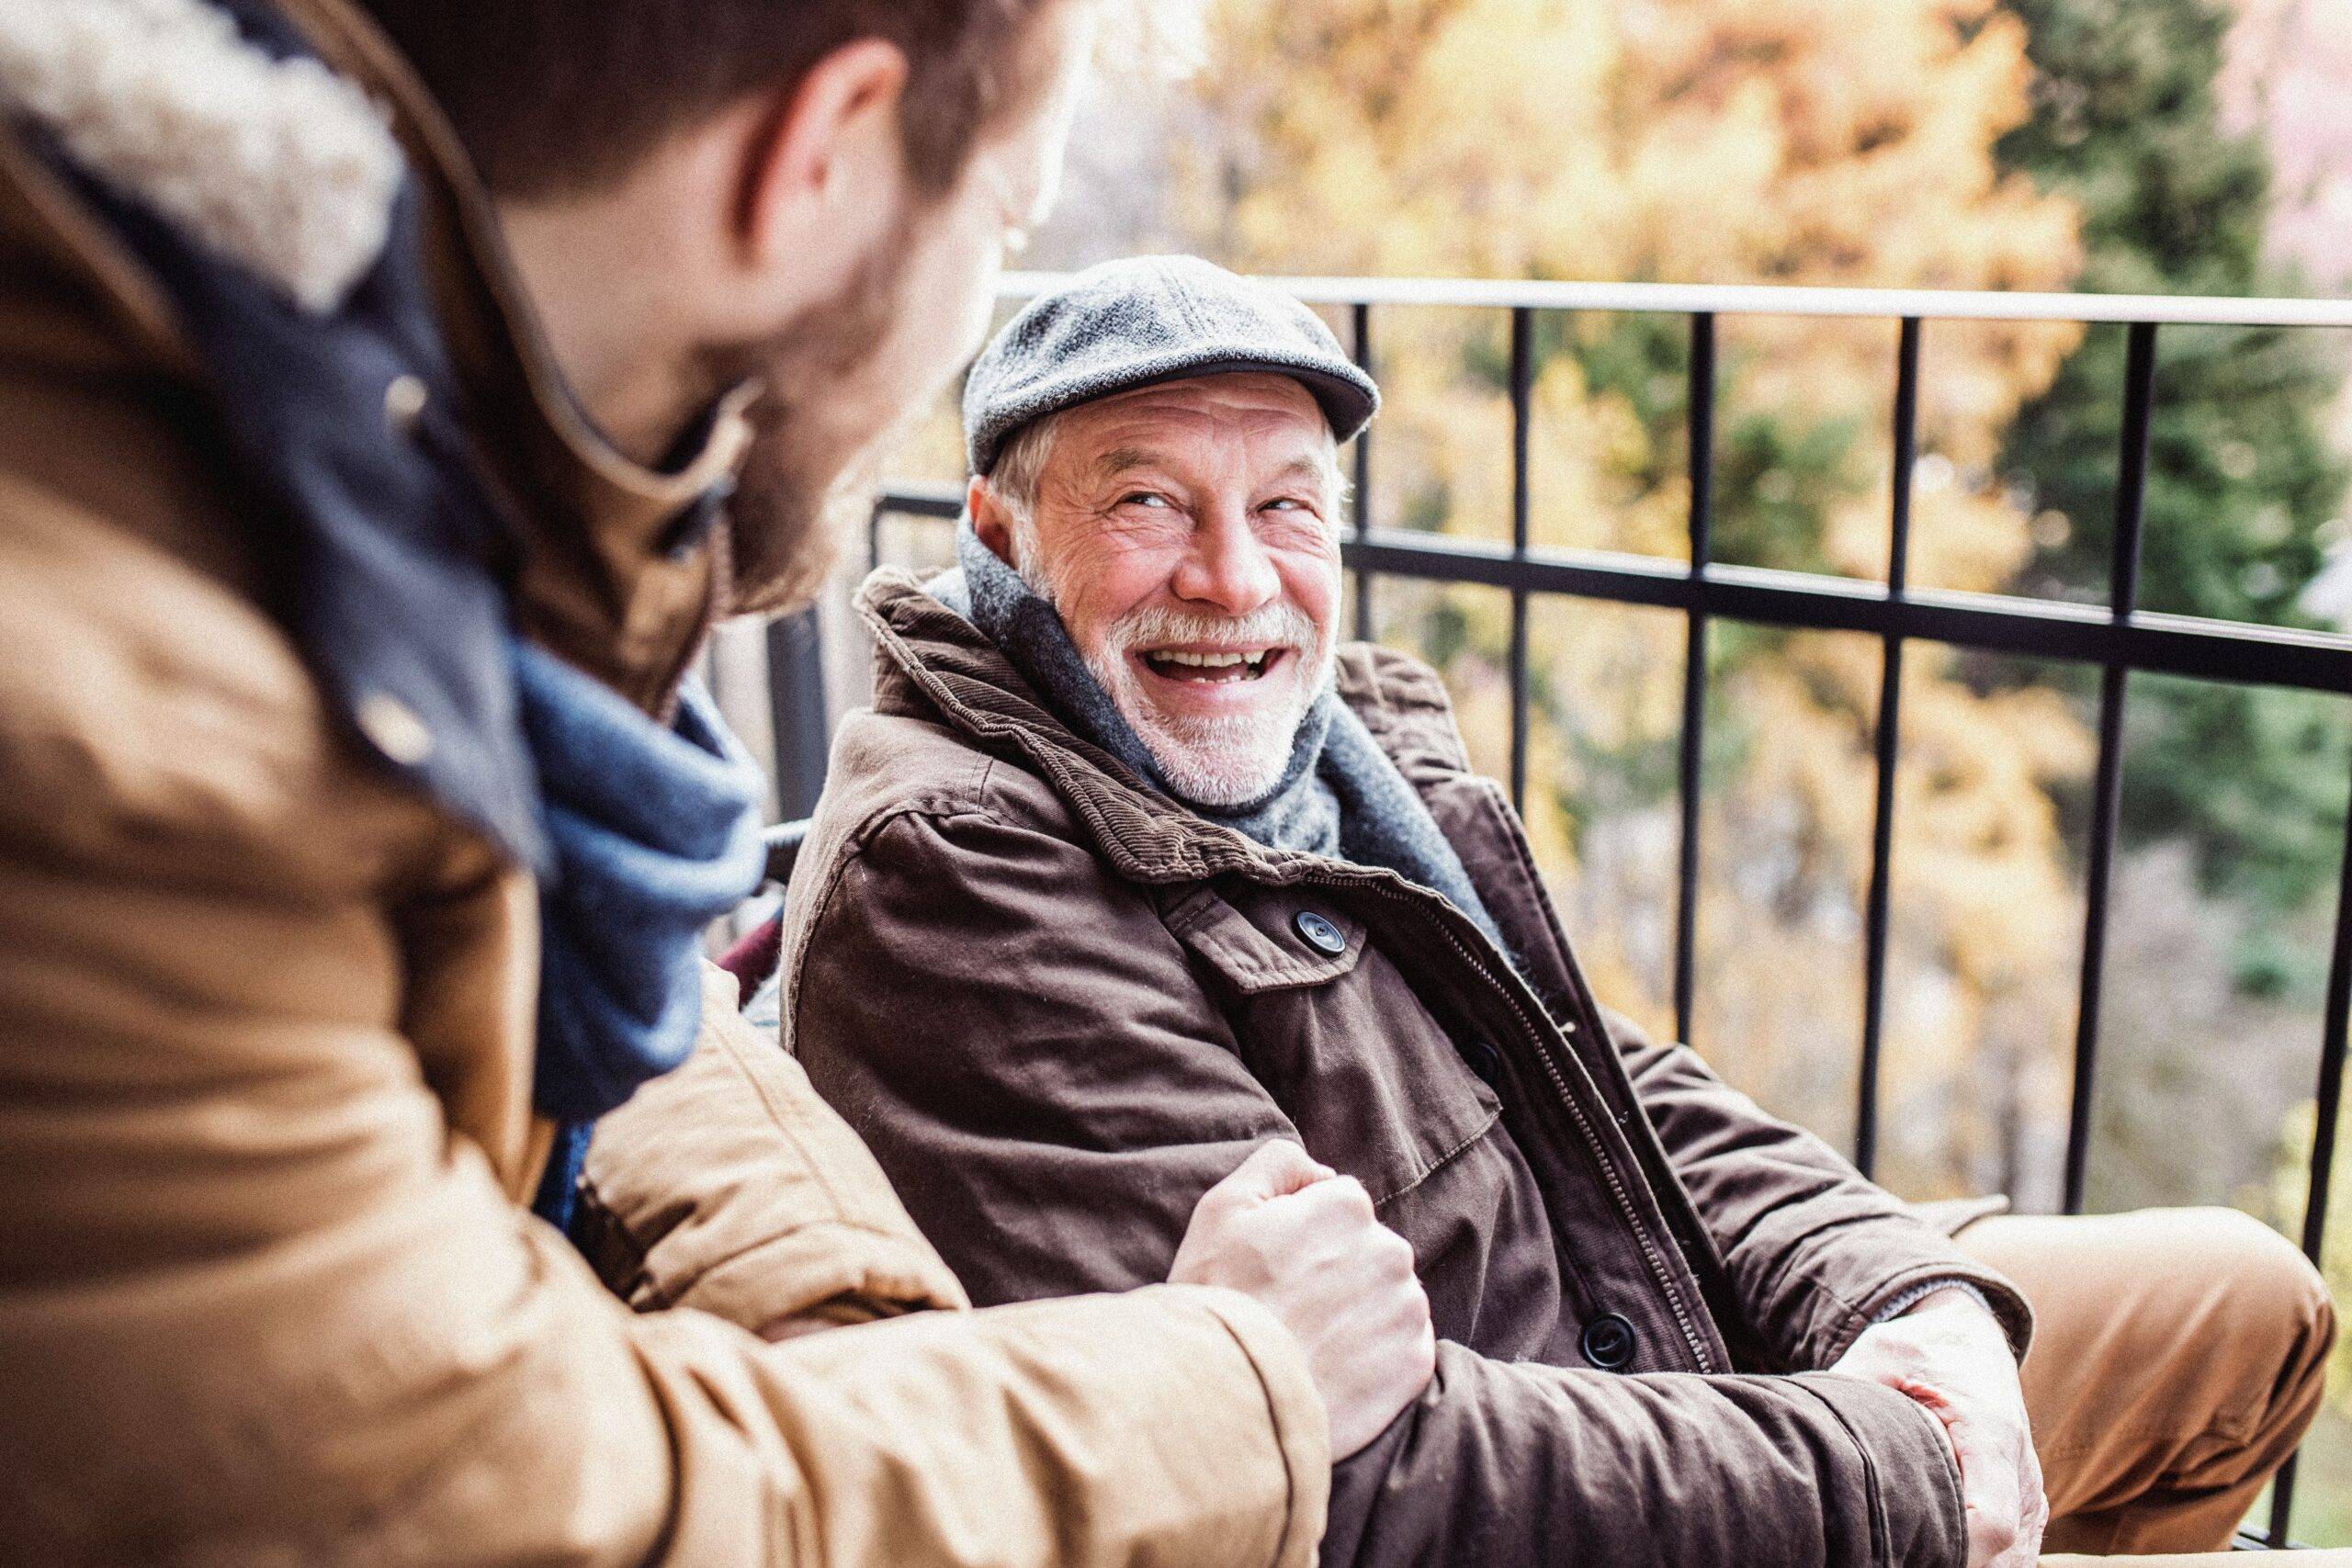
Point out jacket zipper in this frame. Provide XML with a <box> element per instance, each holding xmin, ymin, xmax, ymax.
<box><xmin>1297</xmin><ymin>871</ymin><xmax>1717</xmax><ymax>1375</ymax></box>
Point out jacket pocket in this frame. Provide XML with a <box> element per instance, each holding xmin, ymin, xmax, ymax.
<box><xmin>1159</xmin><ymin>884</ymin><xmax>1367</xmax><ymax>993</ymax></box>
<box><xmin>1160</xmin><ymin>885</ymin><xmax>1501</xmax><ymax>1212</ymax></box>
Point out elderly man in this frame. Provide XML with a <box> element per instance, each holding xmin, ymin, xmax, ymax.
<box><xmin>774</xmin><ymin>255</ymin><xmax>2337</xmax><ymax>1568</ymax></box>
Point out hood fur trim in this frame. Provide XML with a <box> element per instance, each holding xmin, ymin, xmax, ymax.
<box><xmin>0</xmin><ymin>0</ymin><xmax>404</xmax><ymax>313</ymax></box>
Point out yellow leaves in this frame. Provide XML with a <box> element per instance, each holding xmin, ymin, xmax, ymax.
<box><xmin>1894</xmin><ymin>672</ymin><xmax>2086</xmax><ymax>984</ymax></box>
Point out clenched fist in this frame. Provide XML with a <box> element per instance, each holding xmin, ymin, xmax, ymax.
<box><xmin>1170</xmin><ymin>1141</ymin><xmax>1436</xmax><ymax>1459</ymax></box>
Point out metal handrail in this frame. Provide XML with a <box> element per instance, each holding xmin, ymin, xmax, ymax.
<box><xmin>1002</xmin><ymin>269</ymin><xmax>2352</xmax><ymax>327</ymax></box>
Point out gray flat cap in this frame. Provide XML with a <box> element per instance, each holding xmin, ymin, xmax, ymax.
<box><xmin>963</xmin><ymin>254</ymin><xmax>1379</xmax><ymax>474</ymax></box>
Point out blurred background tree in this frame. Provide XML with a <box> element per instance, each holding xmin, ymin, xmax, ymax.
<box><xmin>1993</xmin><ymin>0</ymin><xmax>2349</xmax><ymax>976</ymax></box>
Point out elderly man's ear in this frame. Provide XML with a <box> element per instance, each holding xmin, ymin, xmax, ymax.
<box><xmin>968</xmin><ymin>475</ymin><xmax>1021</xmax><ymax>567</ymax></box>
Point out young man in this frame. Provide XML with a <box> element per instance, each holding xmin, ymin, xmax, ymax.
<box><xmin>774</xmin><ymin>256</ymin><xmax>2342</xmax><ymax>1568</ymax></box>
<box><xmin>0</xmin><ymin>4</ymin><xmax>1432</xmax><ymax>1562</ymax></box>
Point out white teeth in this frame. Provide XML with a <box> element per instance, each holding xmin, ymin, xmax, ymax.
<box><xmin>1157</xmin><ymin>650</ymin><xmax>1252</xmax><ymax>668</ymax></box>
<box><xmin>1143</xmin><ymin>649</ymin><xmax>1279</xmax><ymax>682</ymax></box>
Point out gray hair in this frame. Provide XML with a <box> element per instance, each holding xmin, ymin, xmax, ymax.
<box><xmin>984</xmin><ymin>412</ymin><xmax>1065</xmax><ymax>527</ymax></box>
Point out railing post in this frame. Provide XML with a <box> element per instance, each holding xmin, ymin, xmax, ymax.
<box><xmin>1351</xmin><ymin>302</ymin><xmax>1375</xmax><ymax>641</ymax></box>
<box><xmin>764</xmin><ymin>607</ymin><xmax>831</xmax><ymax>819</ymax></box>
<box><xmin>1857</xmin><ymin>317</ymin><xmax>1924</xmax><ymax>1179</ymax></box>
<box><xmin>2265</xmin><ymin>747</ymin><xmax>2352</xmax><ymax>1548</ymax></box>
<box><xmin>1508</xmin><ymin>307</ymin><xmax>1533</xmax><ymax>812</ymax></box>
<box><xmin>1675</xmin><ymin>311</ymin><xmax>1717</xmax><ymax>1047</ymax></box>
<box><xmin>2064</xmin><ymin>320</ymin><xmax>2159</xmax><ymax>1217</ymax></box>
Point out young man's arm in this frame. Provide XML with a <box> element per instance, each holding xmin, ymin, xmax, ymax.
<box><xmin>0</xmin><ymin>503</ymin><xmax>1331</xmax><ymax>1566</ymax></box>
<box><xmin>0</xmin><ymin>832</ymin><xmax>1338</xmax><ymax>1565</ymax></box>
<box><xmin>578</xmin><ymin>961</ymin><xmax>982</xmax><ymax>1337</ymax></box>
<box><xmin>779</xmin><ymin>805</ymin><xmax>1972</xmax><ymax>1568</ymax></box>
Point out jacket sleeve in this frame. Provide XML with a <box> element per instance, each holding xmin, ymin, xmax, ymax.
<box><xmin>580</xmin><ymin>962</ymin><xmax>978</xmax><ymax>1336</ymax></box>
<box><xmin>0</xmin><ymin>799</ymin><xmax>1327</xmax><ymax>1566</ymax></box>
<box><xmin>1324</xmin><ymin>1345</ymin><xmax>1961</xmax><ymax>1568</ymax></box>
<box><xmin>1602</xmin><ymin>1007</ymin><xmax>2032</xmax><ymax>1367</ymax></box>
<box><xmin>786</xmin><ymin>807</ymin><xmax>1969</xmax><ymax>1568</ymax></box>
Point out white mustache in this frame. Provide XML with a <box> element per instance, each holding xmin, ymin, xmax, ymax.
<box><xmin>1103</xmin><ymin>601</ymin><xmax>1318</xmax><ymax>658</ymax></box>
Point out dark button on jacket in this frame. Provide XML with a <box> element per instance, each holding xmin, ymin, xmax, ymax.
<box><xmin>1294</xmin><ymin>908</ymin><xmax>1348</xmax><ymax>955</ymax></box>
<box><xmin>1581</xmin><ymin>1312</ymin><xmax>1638</xmax><ymax>1370</ymax></box>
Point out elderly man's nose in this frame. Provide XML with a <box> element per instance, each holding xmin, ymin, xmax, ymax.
<box><xmin>1172</xmin><ymin>517</ymin><xmax>1280</xmax><ymax>615</ymax></box>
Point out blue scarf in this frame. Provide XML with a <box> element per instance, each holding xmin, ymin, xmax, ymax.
<box><xmin>519</xmin><ymin>646</ymin><xmax>769</xmax><ymax>1231</ymax></box>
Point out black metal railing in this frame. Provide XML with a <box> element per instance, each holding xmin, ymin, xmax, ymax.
<box><xmin>787</xmin><ymin>274</ymin><xmax>2352</xmax><ymax>1548</ymax></box>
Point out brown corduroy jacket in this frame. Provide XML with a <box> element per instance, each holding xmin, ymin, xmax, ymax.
<box><xmin>0</xmin><ymin>2</ymin><xmax>1329</xmax><ymax>1562</ymax></box>
<box><xmin>779</xmin><ymin>570</ymin><xmax>2038</xmax><ymax>1568</ymax></box>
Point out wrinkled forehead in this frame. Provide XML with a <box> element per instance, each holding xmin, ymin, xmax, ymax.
<box><xmin>1047</xmin><ymin>372</ymin><xmax>1336</xmax><ymax>480</ymax></box>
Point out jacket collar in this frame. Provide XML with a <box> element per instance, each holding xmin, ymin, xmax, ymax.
<box><xmin>856</xmin><ymin>570</ymin><xmax>1481</xmax><ymax>886</ymax></box>
<box><xmin>0</xmin><ymin>0</ymin><xmax>750</xmax><ymax>715</ymax></box>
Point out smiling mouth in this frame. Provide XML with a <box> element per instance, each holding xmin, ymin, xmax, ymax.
<box><xmin>1138</xmin><ymin>648</ymin><xmax>1287</xmax><ymax>684</ymax></box>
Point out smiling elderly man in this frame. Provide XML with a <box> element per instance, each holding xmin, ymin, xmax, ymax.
<box><xmin>773</xmin><ymin>255</ymin><xmax>2335</xmax><ymax>1568</ymax></box>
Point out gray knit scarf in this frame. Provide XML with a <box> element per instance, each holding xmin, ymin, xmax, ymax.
<box><xmin>933</xmin><ymin>525</ymin><xmax>1507</xmax><ymax>954</ymax></box>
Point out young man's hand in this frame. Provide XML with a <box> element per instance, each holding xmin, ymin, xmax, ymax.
<box><xmin>1170</xmin><ymin>1140</ymin><xmax>1436</xmax><ymax>1459</ymax></box>
<box><xmin>1830</xmin><ymin>1289</ymin><xmax>2046</xmax><ymax>1568</ymax></box>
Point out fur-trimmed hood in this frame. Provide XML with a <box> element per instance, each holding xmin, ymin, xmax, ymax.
<box><xmin>0</xmin><ymin>0</ymin><xmax>403</xmax><ymax>313</ymax></box>
<box><xmin>0</xmin><ymin>0</ymin><xmax>755</xmax><ymax>714</ymax></box>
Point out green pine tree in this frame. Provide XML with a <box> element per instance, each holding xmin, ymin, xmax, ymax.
<box><xmin>1993</xmin><ymin>0</ymin><xmax>2351</xmax><ymax>978</ymax></box>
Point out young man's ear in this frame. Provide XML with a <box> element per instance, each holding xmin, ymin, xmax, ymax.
<box><xmin>968</xmin><ymin>475</ymin><xmax>1021</xmax><ymax>566</ymax></box>
<box><xmin>735</xmin><ymin>39</ymin><xmax>910</xmax><ymax>274</ymax></box>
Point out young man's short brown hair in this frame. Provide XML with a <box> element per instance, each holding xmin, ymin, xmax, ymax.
<box><xmin>358</xmin><ymin>0</ymin><xmax>1069</xmax><ymax>201</ymax></box>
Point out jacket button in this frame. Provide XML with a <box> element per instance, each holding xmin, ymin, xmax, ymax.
<box><xmin>1293</xmin><ymin>909</ymin><xmax>1347</xmax><ymax>955</ymax></box>
<box><xmin>354</xmin><ymin>691</ymin><xmax>435</xmax><ymax>766</ymax></box>
<box><xmin>383</xmin><ymin>374</ymin><xmax>429</xmax><ymax>438</ymax></box>
<box><xmin>1581</xmin><ymin>1312</ymin><xmax>1638</xmax><ymax>1371</ymax></box>
<box><xmin>1466</xmin><ymin>1040</ymin><xmax>1504</xmax><ymax>1087</ymax></box>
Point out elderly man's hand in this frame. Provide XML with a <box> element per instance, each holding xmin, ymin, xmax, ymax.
<box><xmin>1169</xmin><ymin>1140</ymin><xmax>1436</xmax><ymax>1459</ymax></box>
<box><xmin>1830</xmin><ymin>1289</ymin><xmax>2045</xmax><ymax>1568</ymax></box>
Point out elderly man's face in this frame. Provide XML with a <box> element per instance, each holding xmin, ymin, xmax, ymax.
<box><xmin>978</xmin><ymin>373</ymin><xmax>1344</xmax><ymax>805</ymax></box>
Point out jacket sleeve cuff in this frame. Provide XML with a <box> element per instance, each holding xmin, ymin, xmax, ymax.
<box><xmin>1839</xmin><ymin>1258</ymin><xmax>2033</xmax><ymax>1365</ymax></box>
<box><xmin>1869</xmin><ymin>1278</ymin><xmax>1993</xmax><ymax>1326</ymax></box>
<box><xmin>1771</xmin><ymin>1216</ymin><xmax>2034</xmax><ymax>1369</ymax></box>
<box><xmin>1170</xmin><ymin>1283</ymin><xmax>1333</xmax><ymax>1568</ymax></box>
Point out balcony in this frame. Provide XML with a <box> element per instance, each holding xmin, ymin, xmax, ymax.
<box><xmin>726</xmin><ymin>274</ymin><xmax>2352</xmax><ymax>1548</ymax></box>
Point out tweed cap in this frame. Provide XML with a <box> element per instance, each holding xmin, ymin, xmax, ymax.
<box><xmin>962</xmin><ymin>254</ymin><xmax>1379</xmax><ymax>474</ymax></box>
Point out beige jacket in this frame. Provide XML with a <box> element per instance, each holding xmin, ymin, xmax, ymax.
<box><xmin>0</xmin><ymin>1</ymin><xmax>1327</xmax><ymax>1562</ymax></box>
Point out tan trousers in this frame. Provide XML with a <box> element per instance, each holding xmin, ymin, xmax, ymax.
<box><xmin>1944</xmin><ymin>1207</ymin><xmax>2340</xmax><ymax>1564</ymax></box>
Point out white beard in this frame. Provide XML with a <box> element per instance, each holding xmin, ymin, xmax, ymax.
<box><xmin>1094</xmin><ymin>675</ymin><xmax>1307</xmax><ymax>806</ymax></box>
<box><xmin>1017</xmin><ymin>536</ymin><xmax>1333</xmax><ymax>806</ymax></box>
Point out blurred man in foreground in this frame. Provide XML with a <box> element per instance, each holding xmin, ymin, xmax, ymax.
<box><xmin>0</xmin><ymin>2</ymin><xmax>1433</xmax><ymax>1561</ymax></box>
<box><xmin>770</xmin><ymin>255</ymin><xmax>2340</xmax><ymax>1568</ymax></box>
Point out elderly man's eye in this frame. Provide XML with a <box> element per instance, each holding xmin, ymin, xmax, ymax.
<box><xmin>1120</xmin><ymin>491</ymin><xmax>1172</xmax><ymax>509</ymax></box>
